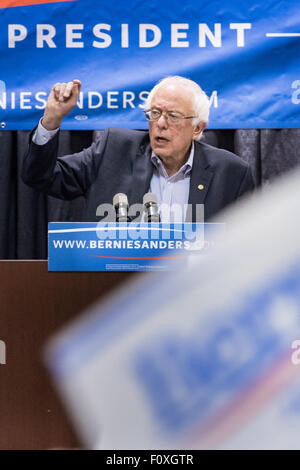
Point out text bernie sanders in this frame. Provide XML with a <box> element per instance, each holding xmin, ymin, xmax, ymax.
<box><xmin>7</xmin><ymin>23</ymin><xmax>252</xmax><ymax>48</ymax></box>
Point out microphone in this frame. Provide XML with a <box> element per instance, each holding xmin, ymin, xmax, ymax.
<box><xmin>113</xmin><ymin>193</ymin><xmax>130</xmax><ymax>222</ymax></box>
<box><xmin>143</xmin><ymin>192</ymin><xmax>160</xmax><ymax>223</ymax></box>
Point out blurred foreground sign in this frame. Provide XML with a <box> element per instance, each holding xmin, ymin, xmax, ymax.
<box><xmin>46</xmin><ymin>170</ymin><xmax>300</xmax><ymax>449</ymax></box>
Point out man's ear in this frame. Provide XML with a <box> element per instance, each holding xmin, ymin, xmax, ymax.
<box><xmin>193</xmin><ymin>122</ymin><xmax>206</xmax><ymax>140</ymax></box>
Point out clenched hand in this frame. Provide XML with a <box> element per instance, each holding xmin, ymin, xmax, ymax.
<box><xmin>42</xmin><ymin>79</ymin><xmax>81</xmax><ymax>130</ymax></box>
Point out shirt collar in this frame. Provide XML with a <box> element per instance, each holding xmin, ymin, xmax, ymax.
<box><xmin>151</xmin><ymin>141</ymin><xmax>194</xmax><ymax>177</ymax></box>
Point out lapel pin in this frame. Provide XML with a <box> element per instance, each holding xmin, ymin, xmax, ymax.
<box><xmin>198</xmin><ymin>184</ymin><xmax>204</xmax><ymax>190</ymax></box>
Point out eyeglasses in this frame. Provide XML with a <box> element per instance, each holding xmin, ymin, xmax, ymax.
<box><xmin>143</xmin><ymin>108</ymin><xmax>197</xmax><ymax>125</ymax></box>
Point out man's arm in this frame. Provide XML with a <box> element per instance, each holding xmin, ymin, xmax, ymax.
<box><xmin>22</xmin><ymin>80</ymin><xmax>105</xmax><ymax>200</ymax></box>
<box><xmin>32</xmin><ymin>119</ymin><xmax>59</xmax><ymax>145</ymax></box>
<box><xmin>22</xmin><ymin>128</ymin><xmax>108</xmax><ymax>200</ymax></box>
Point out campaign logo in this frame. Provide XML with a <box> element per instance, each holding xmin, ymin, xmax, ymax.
<box><xmin>0</xmin><ymin>0</ymin><xmax>76</xmax><ymax>8</ymax></box>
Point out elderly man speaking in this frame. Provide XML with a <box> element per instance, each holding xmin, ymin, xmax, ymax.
<box><xmin>22</xmin><ymin>76</ymin><xmax>254</xmax><ymax>222</ymax></box>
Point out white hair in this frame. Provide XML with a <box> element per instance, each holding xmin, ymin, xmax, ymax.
<box><xmin>145</xmin><ymin>76</ymin><xmax>210</xmax><ymax>128</ymax></box>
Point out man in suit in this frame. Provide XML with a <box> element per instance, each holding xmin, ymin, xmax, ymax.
<box><xmin>22</xmin><ymin>76</ymin><xmax>254</xmax><ymax>222</ymax></box>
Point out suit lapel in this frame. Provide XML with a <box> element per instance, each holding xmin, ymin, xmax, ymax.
<box><xmin>187</xmin><ymin>142</ymin><xmax>214</xmax><ymax>222</ymax></box>
<box><xmin>128</xmin><ymin>140</ymin><xmax>154</xmax><ymax>207</ymax></box>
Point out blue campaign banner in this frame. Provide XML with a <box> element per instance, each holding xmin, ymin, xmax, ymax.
<box><xmin>48</xmin><ymin>222</ymin><xmax>222</xmax><ymax>271</ymax></box>
<box><xmin>0</xmin><ymin>0</ymin><xmax>300</xmax><ymax>130</ymax></box>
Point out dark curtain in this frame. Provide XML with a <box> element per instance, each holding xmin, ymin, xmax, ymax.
<box><xmin>1</xmin><ymin>128</ymin><xmax>300</xmax><ymax>259</ymax></box>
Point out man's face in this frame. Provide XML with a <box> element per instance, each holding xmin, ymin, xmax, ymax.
<box><xmin>148</xmin><ymin>84</ymin><xmax>204</xmax><ymax>164</ymax></box>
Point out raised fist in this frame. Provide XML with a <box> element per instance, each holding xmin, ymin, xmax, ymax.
<box><xmin>42</xmin><ymin>79</ymin><xmax>81</xmax><ymax>130</ymax></box>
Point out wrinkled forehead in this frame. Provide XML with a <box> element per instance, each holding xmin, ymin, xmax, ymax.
<box><xmin>151</xmin><ymin>84</ymin><xmax>194</xmax><ymax>113</ymax></box>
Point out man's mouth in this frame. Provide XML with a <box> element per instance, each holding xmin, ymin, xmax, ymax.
<box><xmin>155</xmin><ymin>136</ymin><xmax>169</xmax><ymax>143</ymax></box>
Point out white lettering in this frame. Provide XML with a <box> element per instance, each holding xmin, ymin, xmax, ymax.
<box><xmin>77</xmin><ymin>91</ymin><xmax>84</xmax><ymax>109</ymax></box>
<box><xmin>139</xmin><ymin>91</ymin><xmax>149</xmax><ymax>108</ymax></box>
<box><xmin>11</xmin><ymin>92</ymin><xmax>16</xmax><ymax>109</ymax></box>
<box><xmin>20</xmin><ymin>92</ymin><xmax>32</xmax><ymax>109</ymax></box>
<box><xmin>7</xmin><ymin>22</ymin><xmax>254</xmax><ymax>49</ymax></box>
<box><xmin>88</xmin><ymin>92</ymin><xmax>103</xmax><ymax>109</ymax></box>
<box><xmin>171</xmin><ymin>24</ymin><xmax>189</xmax><ymax>48</ymax></box>
<box><xmin>36</xmin><ymin>24</ymin><xmax>56</xmax><ymax>48</ymax></box>
<box><xmin>93</xmin><ymin>24</ymin><xmax>112</xmax><ymax>48</ymax></box>
<box><xmin>139</xmin><ymin>24</ymin><xmax>162</xmax><ymax>48</ymax></box>
<box><xmin>0</xmin><ymin>89</ymin><xmax>220</xmax><ymax>112</ymax></box>
<box><xmin>107</xmin><ymin>91</ymin><xmax>119</xmax><ymax>109</ymax></box>
<box><xmin>123</xmin><ymin>91</ymin><xmax>135</xmax><ymax>109</ymax></box>
<box><xmin>230</xmin><ymin>23</ymin><xmax>252</xmax><ymax>47</ymax></box>
<box><xmin>66</xmin><ymin>24</ymin><xmax>84</xmax><ymax>48</ymax></box>
<box><xmin>35</xmin><ymin>92</ymin><xmax>47</xmax><ymax>109</ymax></box>
<box><xmin>199</xmin><ymin>23</ymin><xmax>221</xmax><ymax>47</ymax></box>
<box><xmin>0</xmin><ymin>92</ymin><xmax>6</xmax><ymax>109</ymax></box>
<box><xmin>8</xmin><ymin>24</ymin><xmax>27</xmax><ymax>48</ymax></box>
<box><xmin>121</xmin><ymin>23</ymin><xmax>129</xmax><ymax>48</ymax></box>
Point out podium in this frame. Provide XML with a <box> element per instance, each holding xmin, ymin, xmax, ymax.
<box><xmin>0</xmin><ymin>261</ymin><xmax>136</xmax><ymax>449</ymax></box>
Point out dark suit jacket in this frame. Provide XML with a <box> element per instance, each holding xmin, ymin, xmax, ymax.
<box><xmin>22</xmin><ymin>127</ymin><xmax>254</xmax><ymax>222</ymax></box>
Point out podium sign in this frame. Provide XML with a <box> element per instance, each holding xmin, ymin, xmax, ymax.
<box><xmin>48</xmin><ymin>222</ymin><xmax>215</xmax><ymax>272</ymax></box>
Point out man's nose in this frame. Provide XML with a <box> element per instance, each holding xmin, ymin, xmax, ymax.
<box><xmin>157</xmin><ymin>113</ymin><xmax>168</xmax><ymax>127</ymax></box>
